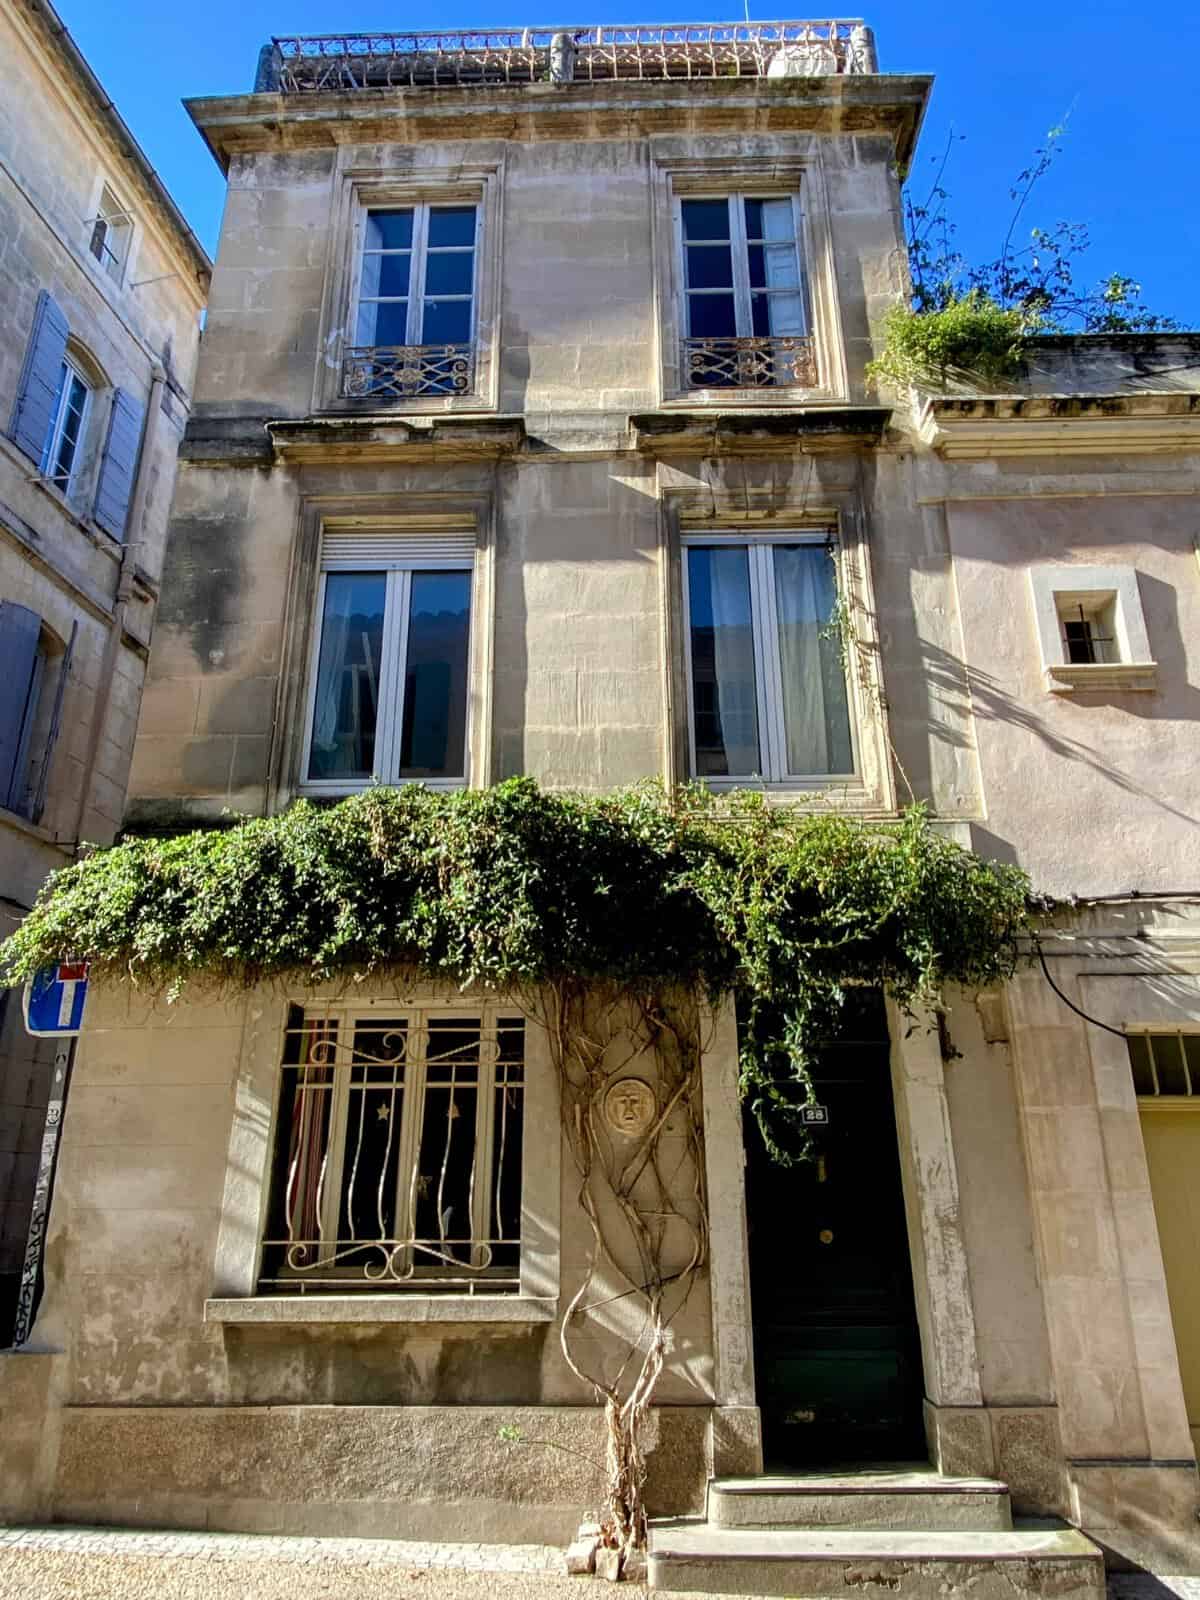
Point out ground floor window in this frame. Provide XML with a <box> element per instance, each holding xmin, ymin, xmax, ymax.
<box><xmin>260</xmin><ymin>1005</ymin><xmax>525</xmax><ymax>1294</ymax></box>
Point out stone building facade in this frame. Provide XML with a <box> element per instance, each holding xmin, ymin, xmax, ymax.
<box><xmin>2</xmin><ymin>18</ymin><xmax>1199</xmax><ymax>1584</ymax></box>
<box><xmin>0</xmin><ymin>0</ymin><xmax>208</xmax><ymax>1338</ymax></box>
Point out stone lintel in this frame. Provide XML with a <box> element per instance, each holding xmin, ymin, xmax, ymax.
<box><xmin>630</xmin><ymin>406</ymin><xmax>892</xmax><ymax>457</ymax></box>
<box><xmin>920</xmin><ymin>392</ymin><xmax>1200</xmax><ymax>459</ymax></box>
<box><xmin>186</xmin><ymin>74</ymin><xmax>934</xmax><ymax>173</ymax></box>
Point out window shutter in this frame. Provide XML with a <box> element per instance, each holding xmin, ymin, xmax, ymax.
<box><xmin>93</xmin><ymin>387</ymin><xmax>145</xmax><ymax>540</ymax></box>
<box><xmin>0</xmin><ymin>602</ymin><xmax>43</xmax><ymax>811</ymax></box>
<box><xmin>9</xmin><ymin>290</ymin><xmax>69</xmax><ymax>464</ymax></box>
<box><xmin>30</xmin><ymin>620</ymin><xmax>77</xmax><ymax>824</ymax></box>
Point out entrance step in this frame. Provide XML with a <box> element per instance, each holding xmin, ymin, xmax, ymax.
<box><xmin>647</xmin><ymin>1524</ymin><xmax>1104</xmax><ymax>1600</ymax></box>
<box><xmin>708</xmin><ymin>1468</ymin><xmax>1013</xmax><ymax>1531</ymax></box>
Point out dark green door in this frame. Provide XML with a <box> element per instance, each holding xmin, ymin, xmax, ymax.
<box><xmin>744</xmin><ymin>1000</ymin><xmax>926</xmax><ymax>1467</ymax></box>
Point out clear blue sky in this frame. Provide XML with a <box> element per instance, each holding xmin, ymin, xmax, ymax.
<box><xmin>58</xmin><ymin>0</ymin><xmax>1199</xmax><ymax>326</ymax></box>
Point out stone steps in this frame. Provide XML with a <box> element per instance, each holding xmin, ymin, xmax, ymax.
<box><xmin>647</xmin><ymin>1523</ymin><xmax>1106</xmax><ymax>1600</ymax></box>
<box><xmin>708</xmin><ymin>1468</ymin><xmax>1014</xmax><ymax>1531</ymax></box>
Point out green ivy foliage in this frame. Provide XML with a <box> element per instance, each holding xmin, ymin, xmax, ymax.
<box><xmin>0</xmin><ymin>780</ymin><xmax>1030</xmax><ymax>1156</ymax></box>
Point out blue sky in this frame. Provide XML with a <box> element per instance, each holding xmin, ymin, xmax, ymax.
<box><xmin>58</xmin><ymin>0</ymin><xmax>1198</xmax><ymax>326</ymax></box>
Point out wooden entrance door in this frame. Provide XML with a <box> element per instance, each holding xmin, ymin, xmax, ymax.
<box><xmin>1139</xmin><ymin>1100</ymin><xmax>1200</xmax><ymax>1456</ymax></box>
<box><xmin>744</xmin><ymin>1000</ymin><xmax>926</xmax><ymax>1467</ymax></box>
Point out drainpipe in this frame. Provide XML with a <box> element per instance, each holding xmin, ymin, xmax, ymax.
<box><xmin>71</xmin><ymin>365</ymin><xmax>166</xmax><ymax>849</ymax></box>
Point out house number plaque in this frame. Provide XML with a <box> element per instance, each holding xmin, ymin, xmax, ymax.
<box><xmin>604</xmin><ymin>1077</ymin><xmax>657</xmax><ymax>1136</ymax></box>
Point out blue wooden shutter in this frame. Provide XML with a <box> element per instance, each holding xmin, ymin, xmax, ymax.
<box><xmin>93</xmin><ymin>387</ymin><xmax>145</xmax><ymax>540</ymax></box>
<box><xmin>0</xmin><ymin>602</ymin><xmax>43</xmax><ymax>811</ymax></box>
<box><xmin>9</xmin><ymin>290</ymin><xmax>69</xmax><ymax>464</ymax></box>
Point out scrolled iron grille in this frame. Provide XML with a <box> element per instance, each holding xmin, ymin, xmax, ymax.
<box><xmin>261</xmin><ymin>1013</ymin><xmax>525</xmax><ymax>1293</ymax></box>
<box><xmin>341</xmin><ymin>344</ymin><xmax>475</xmax><ymax>400</ymax></box>
<box><xmin>683</xmin><ymin>335</ymin><xmax>818</xmax><ymax>390</ymax></box>
<box><xmin>272</xmin><ymin>23</ymin><xmax>869</xmax><ymax>91</ymax></box>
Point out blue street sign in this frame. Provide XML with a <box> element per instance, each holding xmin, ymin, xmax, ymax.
<box><xmin>23</xmin><ymin>962</ymin><xmax>89</xmax><ymax>1037</ymax></box>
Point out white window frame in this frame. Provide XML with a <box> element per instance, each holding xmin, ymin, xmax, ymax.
<box><xmin>352</xmin><ymin>201</ymin><xmax>479</xmax><ymax>351</ymax></box>
<box><xmin>40</xmin><ymin>356</ymin><xmax>92</xmax><ymax>495</ymax></box>
<box><xmin>88</xmin><ymin>185</ymin><xmax>133</xmax><ymax>286</ymax></box>
<box><xmin>675</xmin><ymin>191</ymin><xmax>811</xmax><ymax>344</ymax></box>
<box><xmin>680</xmin><ymin>530</ymin><xmax>859</xmax><ymax>788</ymax></box>
<box><xmin>265</xmin><ymin>1003</ymin><xmax>524</xmax><ymax>1292</ymax></box>
<box><xmin>299</xmin><ymin>549</ymin><xmax>475</xmax><ymax>796</ymax></box>
<box><xmin>1028</xmin><ymin>564</ymin><xmax>1157</xmax><ymax>693</ymax></box>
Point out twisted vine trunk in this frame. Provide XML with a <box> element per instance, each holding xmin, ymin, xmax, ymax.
<box><xmin>522</xmin><ymin>981</ymin><xmax>709</xmax><ymax>1560</ymax></box>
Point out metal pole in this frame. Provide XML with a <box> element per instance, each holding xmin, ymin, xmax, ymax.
<box><xmin>11</xmin><ymin>1039</ymin><xmax>74</xmax><ymax>1347</ymax></box>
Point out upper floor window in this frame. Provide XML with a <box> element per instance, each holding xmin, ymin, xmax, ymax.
<box><xmin>679</xmin><ymin>195</ymin><xmax>813</xmax><ymax>390</ymax></box>
<box><xmin>1028</xmin><ymin>564</ymin><xmax>1156</xmax><ymax>693</ymax></box>
<box><xmin>344</xmin><ymin>204</ymin><xmax>478</xmax><ymax>400</ymax></box>
<box><xmin>259</xmin><ymin>1005</ymin><xmax>525</xmax><ymax>1294</ymax></box>
<box><xmin>41</xmin><ymin>357</ymin><xmax>91</xmax><ymax>493</ymax></box>
<box><xmin>683</xmin><ymin>533</ymin><xmax>853</xmax><ymax>784</ymax></box>
<box><xmin>88</xmin><ymin>186</ymin><xmax>132</xmax><ymax>285</ymax></box>
<box><xmin>9</xmin><ymin>291</ymin><xmax>146</xmax><ymax>539</ymax></box>
<box><xmin>302</xmin><ymin>530</ymin><xmax>474</xmax><ymax>792</ymax></box>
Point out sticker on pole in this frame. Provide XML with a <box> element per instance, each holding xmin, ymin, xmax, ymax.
<box><xmin>23</xmin><ymin>962</ymin><xmax>89</xmax><ymax>1037</ymax></box>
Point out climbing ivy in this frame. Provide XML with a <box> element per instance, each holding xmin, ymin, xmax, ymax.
<box><xmin>0</xmin><ymin>780</ymin><xmax>1028</xmax><ymax>1154</ymax></box>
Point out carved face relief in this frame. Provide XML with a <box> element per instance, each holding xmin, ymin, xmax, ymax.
<box><xmin>603</xmin><ymin>1077</ymin><xmax>657</xmax><ymax>1137</ymax></box>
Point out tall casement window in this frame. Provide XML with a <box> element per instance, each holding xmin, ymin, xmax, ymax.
<box><xmin>259</xmin><ymin>1005</ymin><xmax>525</xmax><ymax>1294</ymax></box>
<box><xmin>344</xmin><ymin>204</ymin><xmax>479</xmax><ymax>399</ymax></box>
<box><xmin>683</xmin><ymin>533</ymin><xmax>854</xmax><ymax>784</ymax></box>
<box><xmin>41</xmin><ymin>358</ymin><xmax>91</xmax><ymax>492</ymax></box>
<box><xmin>302</xmin><ymin>530</ymin><xmax>474</xmax><ymax>791</ymax></box>
<box><xmin>88</xmin><ymin>186</ymin><xmax>132</xmax><ymax>285</ymax></box>
<box><xmin>679</xmin><ymin>194</ymin><xmax>814</xmax><ymax>389</ymax></box>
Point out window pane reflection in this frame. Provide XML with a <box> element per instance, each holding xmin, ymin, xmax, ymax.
<box><xmin>400</xmin><ymin>571</ymin><xmax>471</xmax><ymax>779</ymax></box>
<box><xmin>308</xmin><ymin>573</ymin><xmax>386</xmax><ymax>781</ymax></box>
<box><xmin>687</xmin><ymin>546</ymin><xmax>760</xmax><ymax>777</ymax></box>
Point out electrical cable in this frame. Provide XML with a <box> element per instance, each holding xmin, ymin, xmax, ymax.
<box><xmin>1033</xmin><ymin>934</ymin><xmax>1128</xmax><ymax>1039</ymax></box>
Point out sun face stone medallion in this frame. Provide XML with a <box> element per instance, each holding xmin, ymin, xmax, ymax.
<box><xmin>603</xmin><ymin>1077</ymin><xmax>657</xmax><ymax>1137</ymax></box>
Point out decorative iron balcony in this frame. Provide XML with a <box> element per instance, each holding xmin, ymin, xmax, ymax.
<box><xmin>683</xmin><ymin>335</ymin><xmax>818</xmax><ymax>391</ymax></box>
<box><xmin>341</xmin><ymin>343</ymin><xmax>476</xmax><ymax>400</ymax></box>
<box><xmin>263</xmin><ymin>21</ymin><xmax>878</xmax><ymax>94</ymax></box>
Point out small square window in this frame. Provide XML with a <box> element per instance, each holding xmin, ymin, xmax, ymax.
<box><xmin>1028</xmin><ymin>565</ymin><xmax>1156</xmax><ymax>693</ymax></box>
<box><xmin>89</xmin><ymin>186</ymin><xmax>132</xmax><ymax>284</ymax></box>
<box><xmin>1057</xmin><ymin>594</ymin><xmax>1118</xmax><ymax>665</ymax></box>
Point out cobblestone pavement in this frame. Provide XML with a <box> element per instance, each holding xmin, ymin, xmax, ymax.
<box><xmin>0</xmin><ymin>1527</ymin><xmax>1198</xmax><ymax>1599</ymax></box>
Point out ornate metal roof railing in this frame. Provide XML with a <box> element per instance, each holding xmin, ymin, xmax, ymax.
<box><xmin>683</xmin><ymin>335</ymin><xmax>819</xmax><ymax>391</ymax></box>
<box><xmin>341</xmin><ymin>343</ymin><xmax>476</xmax><ymax>400</ymax></box>
<box><xmin>263</xmin><ymin>20</ymin><xmax>877</xmax><ymax>94</ymax></box>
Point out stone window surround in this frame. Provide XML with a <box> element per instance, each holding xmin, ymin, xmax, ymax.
<box><xmin>267</xmin><ymin>490</ymin><xmax>497</xmax><ymax>813</ymax></box>
<box><xmin>205</xmin><ymin>985</ymin><xmax>561</xmax><ymax>1325</ymax></box>
<box><xmin>82</xmin><ymin>172</ymin><xmax>141</xmax><ymax>296</ymax></box>
<box><xmin>311</xmin><ymin>156</ymin><xmax>505</xmax><ymax>417</ymax></box>
<box><xmin>649</xmin><ymin>150</ymin><xmax>848</xmax><ymax>410</ymax></box>
<box><xmin>1028</xmin><ymin>563</ymin><xmax>1157</xmax><ymax>694</ymax></box>
<box><xmin>660</xmin><ymin>489</ymin><xmax>895</xmax><ymax>812</ymax></box>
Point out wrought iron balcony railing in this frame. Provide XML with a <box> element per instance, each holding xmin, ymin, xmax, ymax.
<box><xmin>683</xmin><ymin>335</ymin><xmax>818</xmax><ymax>391</ymax></box>
<box><xmin>264</xmin><ymin>21</ymin><xmax>878</xmax><ymax>94</ymax></box>
<box><xmin>341</xmin><ymin>343</ymin><xmax>476</xmax><ymax>400</ymax></box>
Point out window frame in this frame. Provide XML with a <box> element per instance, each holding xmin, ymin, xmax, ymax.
<box><xmin>675</xmin><ymin>191</ymin><xmax>811</xmax><ymax>345</ymax></box>
<box><xmin>352</xmin><ymin>201</ymin><xmax>479</xmax><ymax>352</ymax></box>
<box><xmin>650</xmin><ymin>154</ymin><xmax>847</xmax><ymax>407</ymax></box>
<box><xmin>313</xmin><ymin>163</ymin><xmax>504</xmax><ymax>416</ymax></box>
<box><xmin>88</xmin><ymin>185</ymin><xmax>133</xmax><ymax>287</ymax></box>
<box><xmin>1028</xmin><ymin>564</ymin><xmax>1157</xmax><ymax>693</ymax></box>
<box><xmin>40</xmin><ymin>356</ymin><xmax>92</xmax><ymax>495</ymax></box>
<box><xmin>299</xmin><ymin>549</ymin><xmax>475</xmax><ymax>796</ymax></box>
<box><xmin>680</xmin><ymin>529</ymin><xmax>860</xmax><ymax>788</ymax></box>
<box><xmin>262</xmin><ymin>1002</ymin><xmax>525</xmax><ymax>1295</ymax></box>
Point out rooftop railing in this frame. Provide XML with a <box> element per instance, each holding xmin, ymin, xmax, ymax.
<box><xmin>260</xmin><ymin>20</ymin><xmax>878</xmax><ymax>94</ymax></box>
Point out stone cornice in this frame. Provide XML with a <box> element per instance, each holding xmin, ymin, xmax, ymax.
<box><xmin>920</xmin><ymin>393</ymin><xmax>1200</xmax><ymax>459</ymax></box>
<box><xmin>265</xmin><ymin>413</ymin><xmax>527</xmax><ymax>465</ymax></box>
<box><xmin>186</xmin><ymin>73</ymin><xmax>932</xmax><ymax>172</ymax></box>
<box><xmin>630</xmin><ymin>406</ymin><xmax>892</xmax><ymax>457</ymax></box>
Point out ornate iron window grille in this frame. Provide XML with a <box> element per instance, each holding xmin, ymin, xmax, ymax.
<box><xmin>260</xmin><ymin>1009</ymin><xmax>525</xmax><ymax>1293</ymax></box>
<box><xmin>341</xmin><ymin>343</ymin><xmax>475</xmax><ymax>400</ymax></box>
<box><xmin>683</xmin><ymin>334</ymin><xmax>818</xmax><ymax>391</ymax></box>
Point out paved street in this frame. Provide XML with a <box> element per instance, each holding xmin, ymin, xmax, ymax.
<box><xmin>0</xmin><ymin>1528</ymin><xmax>1198</xmax><ymax>1600</ymax></box>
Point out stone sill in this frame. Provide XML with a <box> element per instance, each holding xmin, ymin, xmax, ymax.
<box><xmin>204</xmin><ymin>1295</ymin><xmax>557</xmax><ymax>1325</ymax></box>
<box><xmin>1045</xmin><ymin>662</ymin><xmax>1157</xmax><ymax>694</ymax></box>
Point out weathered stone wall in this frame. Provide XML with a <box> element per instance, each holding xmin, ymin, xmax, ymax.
<box><xmin>0</xmin><ymin>0</ymin><xmax>205</xmax><ymax>1332</ymax></box>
